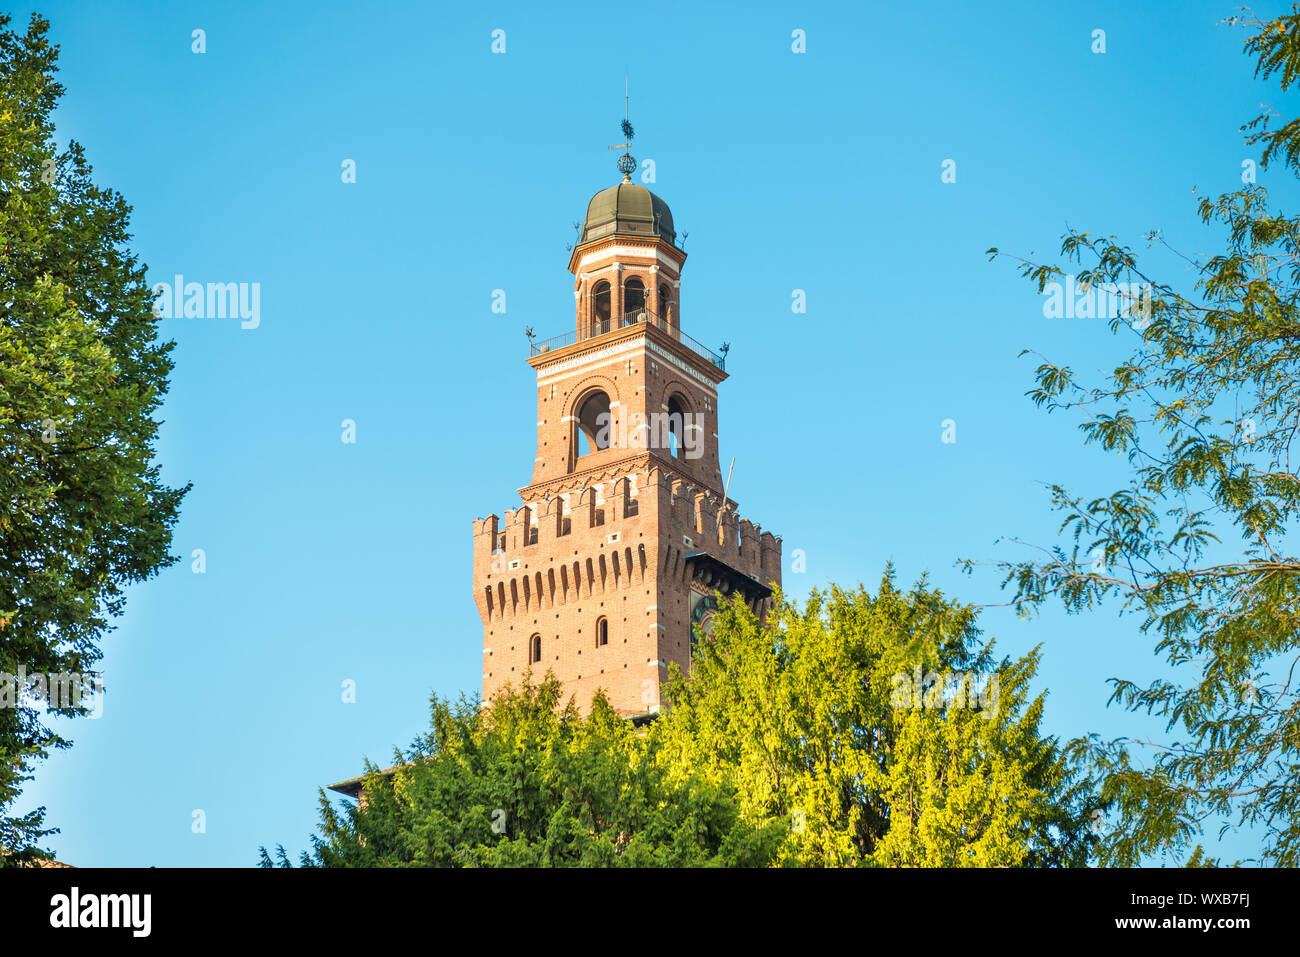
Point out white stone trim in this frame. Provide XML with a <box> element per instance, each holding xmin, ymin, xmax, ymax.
<box><xmin>576</xmin><ymin>244</ymin><xmax>681</xmax><ymax>274</ymax></box>
<box><xmin>646</xmin><ymin>341</ymin><xmax>723</xmax><ymax>394</ymax></box>
<box><xmin>538</xmin><ymin>338</ymin><xmax>719</xmax><ymax>396</ymax></box>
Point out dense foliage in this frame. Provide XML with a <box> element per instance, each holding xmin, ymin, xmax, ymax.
<box><xmin>657</xmin><ymin>573</ymin><xmax>1093</xmax><ymax>867</ymax></box>
<box><xmin>263</xmin><ymin>676</ymin><xmax>784</xmax><ymax>868</ymax></box>
<box><xmin>0</xmin><ymin>13</ymin><xmax>187</xmax><ymax>863</ymax></box>
<box><xmin>269</xmin><ymin>572</ymin><xmax>1094</xmax><ymax>867</ymax></box>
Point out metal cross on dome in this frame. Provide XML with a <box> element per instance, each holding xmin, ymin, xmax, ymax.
<box><xmin>608</xmin><ymin>76</ymin><xmax>636</xmax><ymax>181</ymax></box>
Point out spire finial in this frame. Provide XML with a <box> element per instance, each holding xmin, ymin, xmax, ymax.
<box><xmin>608</xmin><ymin>72</ymin><xmax>636</xmax><ymax>182</ymax></box>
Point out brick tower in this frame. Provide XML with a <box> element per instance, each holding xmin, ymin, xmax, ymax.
<box><xmin>471</xmin><ymin>162</ymin><xmax>781</xmax><ymax>718</ymax></box>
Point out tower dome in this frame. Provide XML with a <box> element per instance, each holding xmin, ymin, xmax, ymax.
<box><xmin>578</xmin><ymin>182</ymin><xmax>675</xmax><ymax>246</ymax></box>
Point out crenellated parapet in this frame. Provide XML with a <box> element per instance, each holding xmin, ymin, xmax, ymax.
<box><xmin>473</xmin><ymin>470</ymin><xmax>650</xmax><ymax>623</ymax></box>
<box><xmin>472</xmin><ymin>460</ymin><xmax>779</xmax><ymax>629</ymax></box>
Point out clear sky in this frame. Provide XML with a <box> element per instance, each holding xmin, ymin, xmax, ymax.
<box><xmin>11</xmin><ymin>0</ymin><xmax>1293</xmax><ymax>866</ymax></box>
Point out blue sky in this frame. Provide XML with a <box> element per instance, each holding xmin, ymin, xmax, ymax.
<box><xmin>12</xmin><ymin>0</ymin><xmax>1294</xmax><ymax>865</ymax></box>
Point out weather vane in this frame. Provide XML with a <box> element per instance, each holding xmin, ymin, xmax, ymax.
<box><xmin>608</xmin><ymin>74</ymin><xmax>636</xmax><ymax>181</ymax></box>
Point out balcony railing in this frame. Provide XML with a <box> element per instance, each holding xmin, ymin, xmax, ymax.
<box><xmin>529</xmin><ymin>308</ymin><xmax>725</xmax><ymax>371</ymax></box>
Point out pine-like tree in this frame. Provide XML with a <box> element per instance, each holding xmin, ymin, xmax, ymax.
<box><xmin>265</xmin><ymin>675</ymin><xmax>784</xmax><ymax>867</ymax></box>
<box><xmin>656</xmin><ymin>571</ymin><xmax>1095</xmax><ymax>867</ymax></box>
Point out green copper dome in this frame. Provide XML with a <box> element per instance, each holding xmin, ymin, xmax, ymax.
<box><xmin>579</xmin><ymin>182</ymin><xmax>675</xmax><ymax>246</ymax></box>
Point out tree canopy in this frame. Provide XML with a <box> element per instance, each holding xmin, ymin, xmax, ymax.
<box><xmin>270</xmin><ymin>571</ymin><xmax>1093</xmax><ymax>867</ymax></box>
<box><xmin>263</xmin><ymin>676</ymin><xmax>784</xmax><ymax>868</ymax></box>
<box><xmin>0</xmin><ymin>13</ymin><xmax>187</xmax><ymax>863</ymax></box>
<box><xmin>657</xmin><ymin>573</ymin><xmax>1094</xmax><ymax>867</ymax></box>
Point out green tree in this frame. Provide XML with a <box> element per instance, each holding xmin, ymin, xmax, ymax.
<box><xmin>980</xmin><ymin>4</ymin><xmax>1300</xmax><ymax>867</ymax></box>
<box><xmin>0</xmin><ymin>13</ymin><xmax>187</xmax><ymax>863</ymax></box>
<box><xmin>265</xmin><ymin>673</ymin><xmax>784</xmax><ymax>868</ymax></box>
<box><xmin>655</xmin><ymin>571</ymin><xmax>1095</xmax><ymax>867</ymax></box>
<box><xmin>278</xmin><ymin>574</ymin><xmax>1089</xmax><ymax>868</ymax></box>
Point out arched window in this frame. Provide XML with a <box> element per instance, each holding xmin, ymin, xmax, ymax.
<box><xmin>591</xmin><ymin>280</ymin><xmax>611</xmax><ymax>337</ymax></box>
<box><xmin>575</xmin><ymin>390</ymin><xmax>611</xmax><ymax>458</ymax></box>
<box><xmin>624</xmin><ymin>278</ymin><xmax>645</xmax><ymax>322</ymax></box>
<box><xmin>658</xmin><ymin>283</ymin><xmax>672</xmax><ymax>324</ymax></box>
<box><xmin>529</xmin><ymin>634</ymin><xmax>542</xmax><ymax>664</ymax></box>
<box><xmin>667</xmin><ymin>394</ymin><xmax>688</xmax><ymax>459</ymax></box>
<box><xmin>596</xmin><ymin>616</ymin><xmax>608</xmax><ymax>647</ymax></box>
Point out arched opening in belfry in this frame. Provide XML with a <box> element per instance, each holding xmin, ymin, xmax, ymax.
<box><xmin>591</xmin><ymin>280</ymin><xmax>611</xmax><ymax>337</ymax></box>
<box><xmin>667</xmin><ymin>394</ymin><xmax>688</xmax><ymax>459</ymax></box>
<box><xmin>624</xmin><ymin>277</ymin><xmax>646</xmax><ymax>323</ymax></box>
<box><xmin>659</xmin><ymin>283</ymin><xmax>672</xmax><ymax>325</ymax></box>
<box><xmin>575</xmin><ymin>390</ymin><xmax>612</xmax><ymax>460</ymax></box>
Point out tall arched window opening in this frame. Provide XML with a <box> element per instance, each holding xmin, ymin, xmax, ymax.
<box><xmin>591</xmin><ymin>280</ymin><xmax>611</xmax><ymax>337</ymax></box>
<box><xmin>575</xmin><ymin>390</ymin><xmax>612</xmax><ymax>459</ymax></box>
<box><xmin>624</xmin><ymin>278</ymin><xmax>646</xmax><ymax>323</ymax></box>
<box><xmin>667</xmin><ymin>395</ymin><xmax>687</xmax><ymax>459</ymax></box>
